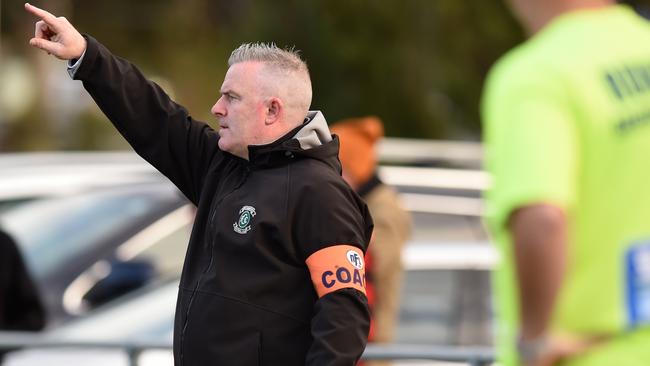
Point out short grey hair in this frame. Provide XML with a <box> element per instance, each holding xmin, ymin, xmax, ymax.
<box><xmin>228</xmin><ymin>42</ymin><xmax>313</xmax><ymax>119</ymax></box>
<box><xmin>228</xmin><ymin>42</ymin><xmax>309</xmax><ymax>75</ymax></box>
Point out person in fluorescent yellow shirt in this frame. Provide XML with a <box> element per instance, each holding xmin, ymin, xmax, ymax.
<box><xmin>482</xmin><ymin>0</ymin><xmax>650</xmax><ymax>365</ymax></box>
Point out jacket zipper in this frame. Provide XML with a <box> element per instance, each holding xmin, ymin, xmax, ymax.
<box><xmin>179</xmin><ymin>165</ymin><xmax>251</xmax><ymax>365</ymax></box>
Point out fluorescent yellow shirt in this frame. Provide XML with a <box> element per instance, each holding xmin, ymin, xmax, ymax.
<box><xmin>482</xmin><ymin>6</ymin><xmax>650</xmax><ymax>366</ymax></box>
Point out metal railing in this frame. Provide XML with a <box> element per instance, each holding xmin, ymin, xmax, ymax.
<box><xmin>364</xmin><ymin>343</ymin><xmax>494</xmax><ymax>365</ymax></box>
<box><xmin>378</xmin><ymin>138</ymin><xmax>483</xmax><ymax>168</ymax></box>
<box><xmin>0</xmin><ymin>332</ymin><xmax>494</xmax><ymax>365</ymax></box>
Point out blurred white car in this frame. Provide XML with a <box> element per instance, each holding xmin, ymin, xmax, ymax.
<box><xmin>0</xmin><ymin>152</ymin><xmax>161</xmax><ymax>212</ymax></box>
<box><xmin>0</xmin><ymin>183</ymin><xmax>193</xmax><ymax>325</ymax></box>
<box><xmin>1</xmin><ymin>147</ymin><xmax>495</xmax><ymax>365</ymax></box>
<box><xmin>3</xmin><ymin>279</ymin><xmax>178</xmax><ymax>366</ymax></box>
<box><xmin>2</xmin><ymin>239</ymin><xmax>497</xmax><ymax>366</ymax></box>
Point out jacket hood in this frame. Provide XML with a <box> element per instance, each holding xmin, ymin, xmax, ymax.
<box><xmin>293</xmin><ymin>111</ymin><xmax>332</xmax><ymax>149</ymax></box>
<box><xmin>247</xmin><ymin>111</ymin><xmax>342</xmax><ymax>172</ymax></box>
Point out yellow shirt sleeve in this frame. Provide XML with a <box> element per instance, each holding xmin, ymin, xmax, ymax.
<box><xmin>482</xmin><ymin>57</ymin><xmax>578</xmax><ymax>230</ymax></box>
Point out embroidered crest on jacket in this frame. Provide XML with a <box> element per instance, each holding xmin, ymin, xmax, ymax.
<box><xmin>234</xmin><ymin>205</ymin><xmax>256</xmax><ymax>234</ymax></box>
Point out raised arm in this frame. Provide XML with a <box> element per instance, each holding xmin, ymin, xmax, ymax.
<box><xmin>25</xmin><ymin>3</ymin><xmax>222</xmax><ymax>204</ymax></box>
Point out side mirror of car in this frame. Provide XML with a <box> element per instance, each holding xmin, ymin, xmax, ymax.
<box><xmin>82</xmin><ymin>260</ymin><xmax>156</xmax><ymax>309</ymax></box>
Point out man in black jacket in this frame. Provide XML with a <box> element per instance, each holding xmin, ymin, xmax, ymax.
<box><xmin>26</xmin><ymin>3</ymin><xmax>373</xmax><ymax>365</ymax></box>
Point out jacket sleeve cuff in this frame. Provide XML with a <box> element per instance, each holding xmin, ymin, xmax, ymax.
<box><xmin>66</xmin><ymin>48</ymin><xmax>86</xmax><ymax>78</ymax></box>
<box><xmin>69</xmin><ymin>34</ymin><xmax>100</xmax><ymax>81</ymax></box>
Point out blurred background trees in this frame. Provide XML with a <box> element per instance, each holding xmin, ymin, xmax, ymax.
<box><xmin>1</xmin><ymin>0</ymin><xmax>648</xmax><ymax>150</ymax></box>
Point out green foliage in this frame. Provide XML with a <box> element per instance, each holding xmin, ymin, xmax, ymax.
<box><xmin>2</xmin><ymin>0</ymin><xmax>648</xmax><ymax>150</ymax></box>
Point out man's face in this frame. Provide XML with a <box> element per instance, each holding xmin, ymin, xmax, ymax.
<box><xmin>211</xmin><ymin>61</ymin><xmax>268</xmax><ymax>159</ymax></box>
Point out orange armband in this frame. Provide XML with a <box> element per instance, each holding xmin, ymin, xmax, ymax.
<box><xmin>306</xmin><ymin>245</ymin><xmax>366</xmax><ymax>298</ymax></box>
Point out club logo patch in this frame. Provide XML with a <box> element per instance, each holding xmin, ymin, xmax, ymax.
<box><xmin>347</xmin><ymin>250</ymin><xmax>364</xmax><ymax>270</ymax></box>
<box><xmin>233</xmin><ymin>205</ymin><xmax>256</xmax><ymax>234</ymax></box>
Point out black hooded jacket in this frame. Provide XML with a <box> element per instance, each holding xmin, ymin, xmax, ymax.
<box><xmin>71</xmin><ymin>36</ymin><xmax>373</xmax><ymax>366</ymax></box>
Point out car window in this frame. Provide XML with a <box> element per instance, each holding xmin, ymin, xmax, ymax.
<box><xmin>0</xmin><ymin>198</ymin><xmax>41</xmax><ymax>214</ymax></box>
<box><xmin>60</xmin><ymin>207</ymin><xmax>194</xmax><ymax>315</ymax></box>
<box><xmin>127</xmin><ymin>222</ymin><xmax>192</xmax><ymax>278</ymax></box>
<box><xmin>115</xmin><ymin>207</ymin><xmax>194</xmax><ymax>279</ymax></box>
<box><xmin>0</xmin><ymin>187</ymin><xmax>177</xmax><ymax>278</ymax></box>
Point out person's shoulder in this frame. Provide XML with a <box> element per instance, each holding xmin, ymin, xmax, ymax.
<box><xmin>297</xmin><ymin>170</ymin><xmax>352</xmax><ymax>199</ymax></box>
<box><xmin>292</xmin><ymin>158</ymin><xmax>347</xmax><ymax>187</ymax></box>
<box><xmin>485</xmin><ymin>39</ymin><xmax>547</xmax><ymax>93</ymax></box>
<box><xmin>290</xmin><ymin>159</ymin><xmax>361</xmax><ymax>207</ymax></box>
<box><xmin>482</xmin><ymin>34</ymin><xmax>569</xmax><ymax>118</ymax></box>
<box><xmin>486</xmin><ymin>10</ymin><xmax>601</xmax><ymax>92</ymax></box>
<box><xmin>483</xmin><ymin>46</ymin><xmax>538</xmax><ymax>122</ymax></box>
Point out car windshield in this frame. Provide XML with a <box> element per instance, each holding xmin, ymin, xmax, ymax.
<box><xmin>0</xmin><ymin>185</ymin><xmax>178</xmax><ymax>279</ymax></box>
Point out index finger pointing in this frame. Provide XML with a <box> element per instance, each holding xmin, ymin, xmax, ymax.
<box><xmin>24</xmin><ymin>3</ymin><xmax>60</xmax><ymax>30</ymax></box>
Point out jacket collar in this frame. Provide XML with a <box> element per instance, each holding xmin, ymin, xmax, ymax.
<box><xmin>245</xmin><ymin>111</ymin><xmax>341</xmax><ymax>171</ymax></box>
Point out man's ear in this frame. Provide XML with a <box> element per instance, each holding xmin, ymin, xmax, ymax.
<box><xmin>265</xmin><ymin>97</ymin><xmax>283</xmax><ymax>125</ymax></box>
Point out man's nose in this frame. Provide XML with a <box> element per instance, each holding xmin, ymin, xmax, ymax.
<box><xmin>211</xmin><ymin>97</ymin><xmax>226</xmax><ymax>117</ymax></box>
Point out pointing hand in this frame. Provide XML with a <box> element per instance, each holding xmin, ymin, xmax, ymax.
<box><xmin>25</xmin><ymin>2</ymin><xmax>86</xmax><ymax>60</ymax></box>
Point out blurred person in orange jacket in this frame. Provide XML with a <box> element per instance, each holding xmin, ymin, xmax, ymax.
<box><xmin>332</xmin><ymin>117</ymin><xmax>411</xmax><ymax>365</ymax></box>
